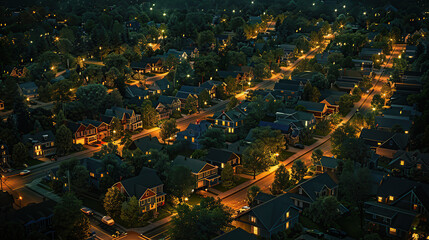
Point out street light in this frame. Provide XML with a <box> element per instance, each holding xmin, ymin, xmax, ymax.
<box><xmin>18</xmin><ymin>196</ymin><xmax>22</xmax><ymax>208</ymax></box>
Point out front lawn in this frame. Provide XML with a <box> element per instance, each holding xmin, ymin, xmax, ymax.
<box><xmin>212</xmin><ymin>176</ymin><xmax>250</xmax><ymax>192</ymax></box>
<box><xmin>301</xmin><ymin>138</ymin><xmax>318</xmax><ymax>146</ymax></box>
<box><xmin>280</xmin><ymin>150</ymin><xmax>295</xmax><ymax>160</ymax></box>
<box><xmin>186</xmin><ymin>193</ymin><xmax>205</xmax><ymax>206</ymax></box>
<box><xmin>336</xmin><ymin>213</ymin><xmax>364</xmax><ymax>239</ymax></box>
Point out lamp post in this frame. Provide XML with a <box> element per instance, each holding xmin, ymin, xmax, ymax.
<box><xmin>18</xmin><ymin>196</ymin><xmax>22</xmax><ymax>208</ymax></box>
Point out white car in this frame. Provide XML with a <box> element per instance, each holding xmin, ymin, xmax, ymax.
<box><xmin>101</xmin><ymin>216</ymin><xmax>115</xmax><ymax>226</ymax></box>
<box><xmin>80</xmin><ymin>207</ymin><xmax>93</xmax><ymax>215</ymax></box>
<box><xmin>19</xmin><ymin>170</ymin><xmax>31</xmax><ymax>176</ymax></box>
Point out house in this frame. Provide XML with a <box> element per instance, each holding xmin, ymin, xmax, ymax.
<box><xmin>405</xmin><ymin>45</ymin><xmax>417</xmax><ymax>59</ymax></box>
<box><xmin>128</xmin><ymin>136</ymin><xmax>164</xmax><ymax>155</ymax></box>
<box><xmin>125</xmin><ymin>20</ymin><xmax>140</xmax><ymax>32</ymax></box>
<box><xmin>148</xmin><ymin>78</ymin><xmax>171</xmax><ymax>94</ymax></box>
<box><xmin>359</xmin><ymin>128</ymin><xmax>409</xmax><ymax>159</ymax></box>
<box><xmin>10</xmin><ymin>200</ymin><xmax>56</xmax><ymax>238</ymax></box>
<box><xmin>0</xmin><ymin>141</ymin><xmax>11</xmax><ymax>169</ymax></box>
<box><xmin>22</xmin><ymin>130</ymin><xmax>56</xmax><ymax>158</ymax></box>
<box><xmin>176</xmin><ymin>120</ymin><xmax>211</xmax><ymax>149</ymax></box>
<box><xmin>172</xmin><ymin>155</ymin><xmax>220</xmax><ymax>189</ymax></box>
<box><xmin>217</xmin><ymin>71</ymin><xmax>242</xmax><ymax>82</ymax></box>
<box><xmin>19</xmin><ymin>82</ymin><xmax>39</xmax><ymax>100</ymax></box>
<box><xmin>204</xmin><ymin>148</ymin><xmax>241</xmax><ymax>172</ymax></box>
<box><xmin>81</xmin><ymin>157</ymin><xmax>108</xmax><ymax>188</ymax></box>
<box><xmin>277</xmin><ymin>44</ymin><xmax>296</xmax><ymax>61</ymax></box>
<box><xmin>296</xmin><ymin>100</ymin><xmax>329</xmax><ymax>119</ymax></box>
<box><xmin>131</xmin><ymin>57</ymin><xmax>163</xmax><ymax>74</ymax></box>
<box><xmin>226</xmin><ymin>66</ymin><xmax>254</xmax><ymax>81</ymax></box>
<box><xmin>381</xmin><ymin>106</ymin><xmax>421</xmax><ymax>121</ymax></box>
<box><xmin>388</xmin><ymin>150</ymin><xmax>429</xmax><ymax>177</ymax></box>
<box><xmin>258</xmin><ymin>121</ymin><xmax>299</xmax><ymax>145</ymax></box>
<box><xmin>315</xmin><ymin>52</ymin><xmax>330</xmax><ymax>65</ymax></box>
<box><xmin>288</xmin><ymin>173</ymin><xmax>338</xmax><ymax>209</ymax></box>
<box><xmin>254</xmin><ymin>192</ymin><xmax>276</xmax><ymax>205</ymax></box>
<box><xmin>319</xmin><ymin>94</ymin><xmax>341</xmax><ymax>114</ymax></box>
<box><xmin>114</xmin><ymin>167</ymin><xmax>166</xmax><ymax>212</ymax></box>
<box><xmin>276</xmin><ymin>108</ymin><xmax>316</xmax><ymax>130</ymax></box>
<box><xmin>352</xmin><ymin>59</ymin><xmax>374</xmax><ymax>75</ymax></box>
<box><xmin>213</xmin><ymin>227</ymin><xmax>257</xmax><ymax>240</ymax></box>
<box><xmin>375</xmin><ymin>116</ymin><xmax>412</xmax><ymax>133</ymax></box>
<box><xmin>273</xmin><ymin>82</ymin><xmax>303</xmax><ymax>98</ymax></box>
<box><xmin>364</xmin><ymin>176</ymin><xmax>429</xmax><ymax>238</ymax></box>
<box><xmin>66</xmin><ymin>119</ymin><xmax>110</xmax><ymax>145</ymax></box>
<box><xmin>155</xmin><ymin>95</ymin><xmax>181</xmax><ymax>120</ymax></box>
<box><xmin>212</xmin><ymin>109</ymin><xmax>246</xmax><ymax>134</ymax></box>
<box><xmin>125</xmin><ymin>85</ymin><xmax>149</xmax><ymax>104</ymax></box>
<box><xmin>200</xmin><ymin>80</ymin><xmax>225</xmax><ymax>98</ymax></box>
<box><xmin>175</xmin><ymin>91</ymin><xmax>199</xmax><ymax>108</ymax></box>
<box><xmin>103</xmin><ymin>107</ymin><xmax>142</xmax><ymax>131</ymax></box>
<box><xmin>0</xmin><ymin>99</ymin><xmax>4</xmax><ymax>110</ymax></box>
<box><xmin>234</xmin><ymin>193</ymin><xmax>300</xmax><ymax>239</ymax></box>
<box><xmin>359</xmin><ymin>48</ymin><xmax>383</xmax><ymax>59</ymax></box>
<box><xmin>314</xmin><ymin>156</ymin><xmax>340</xmax><ymax>174</ymax></box>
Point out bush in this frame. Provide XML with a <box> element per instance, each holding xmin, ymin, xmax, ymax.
<box><xmin>225</xmin><ymin>133</ymin><xmax>238</xmax><ymax>142</ymax></box>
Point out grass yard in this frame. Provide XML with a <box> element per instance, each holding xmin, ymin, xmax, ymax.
<box><xmin>27</xmin><ymin>158</ymin><xmax>45</xmax><ymax>167</ymax></box>
<box><xmin>154</xmin><ymin>203</ymin><xmax>175</xmax><ymax>221</ymax></box>
<box><xmin>212</xmin><ymin>176</ymin><xmax>250</xmax><ymax>192</ymax></box>
<box><xmin>280</xmin><ymin>150</ymin><xmax>295</xmax><ymax>160</ymax></box>
<box><xmin>336</xmin><ymin>213</ymin><xmax>364</xmax><ymax>239</ymax></box>
<box><xmin>301</xmin><ymin>138</ymin><xmax>318</xmax><ymax>146</ymax></box>
<box><xmin>299</xmin><ymin>215</ymin><xmax>322</xmax><ymax>231</ymax></box>
<box><xmin>187</xmin><ymin>193</ymin><xmax>205</xmax><ymax>206</ymax></box>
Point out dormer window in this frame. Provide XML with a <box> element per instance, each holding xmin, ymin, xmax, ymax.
<box><xmin>378</xmin><ymin>196</ymin><xmax>383</xmax><ymax>202</ymax></box>
<box><xmin>250</xmin><ymin>215</ymin><xmax>256</xmax><ymax>223</ymax></box>
<box><xmin>389</xmin><ymin>196</ymin><xmax>394</xmax><ymax>201</ymax></box>
<box><xmin>400</xmin><ymin>160</ymin><xmax>405</xmax><ymax>166</ymax></box>
<box><xmin>417</xmin><ymin>164</ymin><xmax>422</xmax><ymax>170</ymax></box>
<box><xmin>285</xmin><ymin>211</ymin><xmax>290</xmax><ymax>219</ymax></box>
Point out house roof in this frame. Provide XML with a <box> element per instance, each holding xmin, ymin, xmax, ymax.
<box><xmin>274</xmin><ymin>83</ymin><xmax>301</xmax><ymax>92</ymax></box>
<box><xmin>200</xmin><ymin>80</ymin><xmax>223</xmax><ymax>90</ymax></box>
<box><xmin>130</xmin><ymin>57</ymin><xmax>160</xmax><ymax>69</ymax></box>
<box><xmin>375</xmin><ymin>116</ymin><xmax>412</xmax><ymax>131</ymax></box>
<box><xmin>389</xmin><ymin>150</ymin><xmax>429</xmax><ymax>170</ymax></box>
<box><xmin>175</xmin><ymin>91</ymin><xmax>195</xmax><ymax>99</ymax></box>
<box><xmin>359</xmin><ymin>128</ymin><xmax>409</xmax><ymax>149</ymax></box>
<box><xmin>180</xmin><ymin>85</ymin><xmax>205</xmax><ymax>95</ymax></box>
<box><xmin>11</xmin><ymin>200</ymin><xmax>56</xmax><ymax>225</ymax></box>
<box><xmin>152</xmin><ymin>78</ymin><xmax>171</xmax><ymax>91</ymax></box>
<box><xmin>321</xmin><ymin>94</ymin><xmax>341</xmax><ymax>106</ymax></box>
<box><xmin>296</xmin><ymin>100</ymin><xmax>326</xmax><ymax>112</ymax></box>
<box><xmin>172</xmin><ymin>155</ymin><xmax>213</xmax><ymax>173</ymax></box>
<box><xmin>205</xmin><ymin>148</ymin><xmax>238</xmax><ymax>164</ymax></box>
<box><xmin>276</xmin><ymin>108</ymin><xmax>315</xmax><ymax>122</ymax></box>
<box><xmin>22</xmin><ymin>130</ymin><xmax>55</xmax><ymax>144</ymax></box>
<box><xmin>177</xmin><ymin>120</ymin><xmax>211</xmax><ymax>138</ymax></box>
<box><xmin>125</xmin><ymin>85</ymin><xmax>149</xmax><ymax>99</ymax></box>
<box><xmin>255</xmin><ymin>192</ymin><xmax>276</xmax><ymax>204</ymax></box>
<box><xmin>80</xmin><ymin>157</ymin><xmax>104</xmax><ymax>173</ymax></box>
<box><xmin>129</xmin><ymin>136</ymin><xmax>163</xmax><ymax>153</ymax></box>
<box><xmin>259</xmin><ymin>121</ymin><xmax>291</xmax><ymax>133</ymax></box>
<box><xmin>213</xmin><ymin>228</ymin><xmax>257</xmax><ymax>240</ymax></box>
<box><xmin>294</xmin><ymin>173</ymin><xmax>338</xmax><ymax>201</ymax></box>
<box><xmin>120</xmin><ymin>167</ymin><xmax>163</xmax><ymax>198</ymax></box>
<box><xmin>19</xmin><ymin>81</ymin><xmax>38</xmax><ymax>90</ymax></box>
<box><xmin>365</xmin><ymin>201</ymin><xmax>417</xmax><ymax>231</ymax></box>
<box><xmin>79</xmin><ymin>119</ymin><xmax>105</xmax><ymax>128</ymax></box>
<box><xmin>157</xmin><ymin>95</ymin><xmax>177</xmax><ymax>106</ymax></box>
<box><xmin>213</xmin><ymin>109</ymin><xmax>245</xmax><ymax>122</ymax></box>
<box><xmin>315</xmin><ymin>156</ymin><xmax>340</xmax><ymax>169</ymax></box>
<box><xmin>105</xmin><ymin>107</ymin><xmax>135</xmax><ymax>119</ymax></box>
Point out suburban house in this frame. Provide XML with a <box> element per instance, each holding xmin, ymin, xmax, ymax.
<box><xmin>124</xmin><ymin>85</ymin><xmax>149</xmax><ymax>105</ymax></box>
<box><xmin>175</xmin><ymin>91</ymin><xmax>198</xmax><ymax>108</ymax></box>
<box><xmin>388</xmin><ymin>150</ymin><xmax>429</xmax><ymax>177</ymax></box>
<box><xmin>128</xmin><ymin>136</ymin><xmax>164</xmax><ymax>155</ymax></box>
<box><xmin>212</xmin><ymin>109</ymin><xmax>246</xmax><ymax>134</ymax></box>
<box><xmin>172</xmin><ymin>155</ymin><xmax>220</xmax><ymax>189</ymax></box>
<box><xmin>130</xmin><ymin>57</ymin><xmax>163</xmax><ymax>74</ymax></box>
<box><xmin>154</xmin><ymin>95</ymin><xmax>181</xmax><ymax>120</ymax></box>
<box><xmin>277</xmin><ymin>44</ymin><xmax>296</xmax><ymax>61</ymax></box>
<box><xmin>114</xmin><ymin>167</ymin><xmax>166</xmax><ymax>212</ymax></box>
<box><xmin>359</xmin><ymin>128</ymin><xmax>409</xmax><ymax>159</ymax></box>
<box><xmin>254</xmin><ymin>192</ymin><xmax>276</xmax><ymax>206</ymax></box>
<box><xmin>10</xmin><ymin>200</ymin><xmax>56</xmax><ymax>239</ymax></box>
<box><xmin>200</xmin><ymin>80</ymin><xmax>225</xmax><ymax>98</ymax></box>
<box><xmin>296</xmin><ymin>100</ymin><xmax>329</xmax><ymax>119</ymax></box>
<box><xmin>66</xmin><ymin>119</ymin><xmax>110</xmax><ymax>145</ymax></box>
<box><xmin>319</xmin><ymin>94</ymin><xmax>341</xmax><ymax>114</ymax></box>
<box><xmin>213</xmin><ymin>227</ymin><xmax>257</xmax><ymax>240</ymax></box>
<box><xmin>287</xmin><ymin>173</ymin><xmax>338</xmax><ymax>209</ymax></box>
<box><xmin>0</xmin><ymin>141</ymin><xmax>11</xmax><ymax>170</ymax></box>
<box><xmin>81</xmin><ymin>157</ymin><xmax>107</xmax><ymax>188</ymax></box>
<box><xmin>22</xmin><ymin>130</ymin><xmax>56</xmax><ymax>158</ymax></box>
<box><xmin>273</xmin><ymin>81</ymin><xmax>303</xmax><ymax>99</ymax></box>
<box><xmin>314</xmin><ymin>156</ymin><xmax>341</xmax><ymax>174</ymax></box>
<box><xmin>234</xmin><ymin>193</ymin><xmax>300</xmax><ymax>239</ymax></box>
<box><xmin>381</xmin><ymin>106</ymin><xmax>421</xmax><ymax>121</ymax></box>
<box><xmin>375</xmin><ymin>116</ymin><xmax>412</xmax><ymax>134</ymax></box>
<box><xmin>204</xmin><ymin>148</ymin><xmax>241</xmax><ymax>172</ymax></box>
<box><xmin>359</xmin><ymin>48</ymin><xmax>383</xmax><ymax>60</ymax></box>
<box><xmin>176</xmin><ymin>120</ymin><xmax>211</xmax><ymax>149</ymax></box>
<box><xmin>276</xmin><ymin>108</ymin><xmax>316</xmax><ymax>130</ymax></box>
<box><xmin>18</xmin><ymin>82</ymin><xmax>39</xmax><ymax>100</ymax></box>
<box><xmin>0</xmin><ymin>99</ymin><xmax>4</xmax><ymax>110</ymax></box>
<box><xmin>103</xmin><ymin>107</ymin><xmax>142</xmax><ymax>131</ymax></box>
<box><xmin>148</xmin><ymin>78</ymin><xmax>171</xmax><ymax>94</ymax></box>
<box><xmin>364</xmin><ymin>176</ymin><xmax>429</xmax><ymax>238</ymax></box>
<box><xmin>258</xmin><ymin>121</ymin><xmax>299</xmax><ymax>145</ymax></box>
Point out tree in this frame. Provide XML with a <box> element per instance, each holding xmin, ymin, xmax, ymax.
<box><xmin>120</xmin><ymin>196</ymin><xmax>145</xmax><ymax>227</ymax></box>
<box><xmin>371</xmin><ymin>94</ymin><xmax>384</xmax><ymax>111</ymax></box>
<box><xmin>226</xmin><ymin>97</ymin><xmax>238</xmax><ymax>111</ymax></box>
<box><xmin>110</xmin><ymin>117</ymin><xmax>123</xmax><ymax>140</ymax></box>
<box><xmin>12</xmin><ymin>143</ymin><xmax>28</xmax><ymax>167</ymax></box>
<box><xmin>247</xmin><ymin>185</ymin><xmax>260</xmax><ymax>206</ymax></box>
<box><xmin>243</xmin><ymin>142</ymin><xmax>271</xmax><ymax>179</ymax></box>
<box><xmin>193</xmin><ymin>53</ymin><xmax>218</xmax><ymax>82</ymax></box>
<box><xmin>184</xmin><ymin>95</ymin><xmax>198</xmax><ymax>114</ymax></box>
<box><xmin>197</xmin><ymin>30</ymin><xmax>215</xmax><ymax>49</ymax></box>
<box><xmin>140</xmin><ymin>100</ymin><xmax>159</xmax><ymax>128</ymax></box>
<box><xmin>271</xmin><ymin>165</ymin><xmax>292</xmax><ymax>195</ymax></box>
<box><xmin>13</xmin><ymin>95</ymin><xmax>33</xmax><ymax>134</ymax></box>
<box><xmin>291</xmin><ymin>159</ymin><xmax>307</xmax><ymax>183</ymax></box>
<box><xmin>171</xmin><ymin>197</ymin><xmax>232</xmax><ymax>240</ymax></box>
<box><xmin>311</xmin><ymin>149</ymin><xmax>323</xmax><ymax>165</ymax></box>
<box><xmin>337</xmin><ymin>138</ymin><xmax>370</xmax><ymax>164</ymax></box>
<box><xmin>303</xmin><ymin>196</ymin><xmax>340</xmax><ymax>227</ymax></box>
<box><xmin>311</xmin><ymin>72</ymin><xmax>329</xmax><ymax>89</ymax></box>
<box><xmin>167</xmin><ymin>166</ymin><xmax>195</xmax><ymax>201</ymax></box>
<box><xmin>145</xmin><ymin>149</ymin><xmax>170</xmax><ymax>179</ymax></box>
<box><xmin>55</xmin><ymin>125</ymin><xmax>73</xmax><ymax>156</ymax></box>
<box><xmin>200</xmin><ymin>128</ymin><xmax>226</xmax><ymax>149</ymax></box>
<box><xmin>339</xmin><ymin>94</ymin><xmax>354</xmax><ymax>115</ymax></box>
<box><xmin>160</xmin><ymin>119</ymin><xmax>179</xmax><ymax>143</ymax></box>
<box><xmin>53</xmin><ymin>193</ymin><xmax>90</xmax><ymax>240</ymax></box>
<box><xmin>104</xmin><ymin>187</ymin><xmax>125</xmax><ymax>219</ymax></box>
<box><xmin>331</xmin><ymin>123</ymin><xmax>357</xmax><ymax>154</ymax></box>
<box><xmin>198</xmin><ymin>89</ymin><xmax>211</xmax><ymax>108</ymax></box>
<box><xmin>75</xmin><ymin>84</ymin><xmax>108</xmax><ymax>117</ymax></box>
<box><xmin>221</xmin><ymin>163</ymin><xmax>235</xmax><ymax>189</ymax></box>
<box><xmin>250</xmin><ymin>126</ymin><xmax>286</xmax><ymax>159</ymax></box>
<box><xmin>302</xmin><ymin>82</ymin><xmax>320</xmax><ymax>102</ymax></box>
<box><xmin>103</xmin><ymin>53</ymin><xmax>129</xmax><ymax>75</ymax></box>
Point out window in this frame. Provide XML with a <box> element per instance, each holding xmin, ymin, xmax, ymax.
<box><xmin>285</xmin><ymin>221</ymin><xmax>289</xmax><ymax>229</ymax></box>
<box><xmin>100</xmin><ymin>173</ymin><xmax>104</xmax><ymax>178</ymax></box>
<box><xmin>377</xmin><ymin>142</ymin><xmax>381</xmax><ymax>145</ymax></box>
<box><xmin>286</xmin><ymin>211</ymin><xmax>290</xmax><ymax>219</ymax></box>
<box><xmin>90</xmin><ymin>172</ymin><xmax>94</xmax><ymax>177</ymax></box>
<box><xmin>378</xmin><ymin>196</ymin><xmax>383</xmax><ymax>202</ymax></box>
<box><xmin>222</xmin><ymin>121</ymin><xmax>225</xmax><ymax>126</ymax></box>
<box><xmin>235</xmin><ymin>122</ymin><xmax>238</xmax><ymax>126</ymax></box>
<box><xmin>417</xmin><ymin>164</ymin><xmax>422</xmax><ymax>170</ymax></box>
<box><xmin>400</xmin><ymin>160</ymin><xmax>405</xmax><ymax>166</ymax></box>
<box><xmin>184</xmin><ymin>136</ymin><xmax>187</xmax><ymax>140</ymax></box>
<box><xmin>215</xmin><ymin>120</ymin><xmax>218</xmax><ymax>125</ymax></box>
<box><xmin>299</xmin><ymin>188</ymin><xmax>302</xmax><ymax>194</ymax></box>
<box><xmin>389</xmin><ymin>228</ymin><xmax>396</xmax><ymax>235</ymax></box>
<box><xmin>191</xmin><ymin>137</ymin><xmax>195</xmax><ymax>143</ymax></box>
<box><xmin>221</xmin><ymin>163</ymin><xmax>225</xmax><ymax>168</ymax></box>
<box><xmin>389</xmin><ymin>196</ymin><xmax>394</xmax><ymax>201</ymax></box>
<box><xmin>250</xmin><ymin>215</ymin><xmax>256</xmax><ymax>223</ymax></box>
<box><xmin>413</xmin><ymin>204</ymin><xmax>418</xmax><ymax>211</ymax></box>
<box><xmin>252</xmin><ymin>226</ymin><xmax>259</xmax><ymax>235</ymax></box>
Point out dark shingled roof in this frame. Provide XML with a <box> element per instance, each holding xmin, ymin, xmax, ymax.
<box><xmin>296</xmin><ymin>100</ymin><xmax>326</xmax><ymax>112</ymax></box>
<box><xmin>365</xmin><ymin>201</ymin><xmax>417</xmax><ymax>231</ymax></box>
<box><xmin>11</xmin><ymin>200</ymin><xmax>56</xmax><ymax>225</ymax></box>
<box><xmin>315</xmin><ymin>156</ymin><xmax>340</xmax><ymax>169</ymax></box>
<box><xmin>23</xmin><ymin>130</ymin><xmax>55</xmax><ymax>143</ymax></box>
<box><xmin>158</xmin><ymin>95</ymin><xmax>177</xmax><ymax>105</ymax></box>
<box><xmin>205</xmin><ymin>148</ymin><xmax>238</xmax><ymax>164</ymax></box>
<box><xmin>375</xmin><ymin>116</ymin><xmax>412</xmax><ymax>131</ymax></box>
<box><xmin>172</xmin><ymin>155</ymin><xmax>211</xmax><ymax>173</ymax></box>
<box><xmin>120</xmin><ymin>167</ymin><xmax>163</xmax><ymax>198</ymax></box>
<box><xmin>295</xmin><ymin>173</ymin><xmax>337</xmax><ymax>201</ymax></box>
<box><xmin>255</xmin><ymin>192</ymin><xmax>276</xmax><ymax>204</ymax></box>
<box><xmin>213</xmin><ymin>228</ymin><xmax>257</xmax><ymax>240</ymax></box>
<box><xmin>129</xmin><ymin>136</ymin><xmax>163</xmax><ymax>153</ymax></box>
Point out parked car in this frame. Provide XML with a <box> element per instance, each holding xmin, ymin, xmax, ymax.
<box><xmin>237</xmin><ymin>206</ymin><xmax>250</xmax><ymax>214</ymax></box>
<box><xmin>19</xmin><ymin>170</ymin><xmax>31</xmax><ymax>176</ymax></box>
<box><xmin>327</xmin><ymin>228</ymin><xmax>347</xmax><ymax>238</ymax></box>
<box><xmin>306</xmin><ymin>229</ymin><xmax>324</xmax><ymax>238</ymax></box>
<box><xmin>294</xmin><ymin>143</ymin><xmax>305</xmax><ymax>149</ymax></box>
<box><xmin>101</xmin><ymin>216</ymin><xmax>115</xmax><ymax>226</ymax></box>
<box><xmin>80</xmin><ymin>207</ymin><xmax>94</xmax><ymax>216</ymax></box>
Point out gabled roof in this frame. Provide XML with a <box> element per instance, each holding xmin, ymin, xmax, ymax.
<box><xmin>177</xmin><ymin>120</ymin><xmax>211</xmax><ymax>138</ymax></box>
<box><xmin>11</xmin><ymin>200</ymin><xmax>56</xmax><ymax>224</ymax></box>
<box><xmin>375</xmin><ymin>116</ymin><xmax>412</xmax><ymax>131</ymax></box>
<box><xmin>315</xmin><ymin>156</ymin><xmax>340</xmax><ymax>169</ymax></box>
<box><xmin>296</xmin><ymin>100</ymin><xmax>326</xmax><ymax>112</ymax></box>
<box><xmin>79</xmin><ymin>119</ymin><xmax>105</xmax><ymax>128</ymax></box>
<box><xmin>213</xmin><ymin>228</ymin><xmax>257</xmax><ymax>240</ymax></box>
<box><xmin>213</xmin><ymin>109</ymin><xmax>245</xmax><ymax>122</ymax></box>
<box><xmin>175</xmin><ymin>91</ymin><xmax>196</xmax><ymax>99</ymax></box>
<box><xmin>276</xmin><ymin>108</ymin><xmax>315</xmax><ymax>122</ymax></box>
<box><xmin>389</xmin><ymin>150</ymin><xmax>429</xmax><ymax>170</ymax></box>
<box><xmin>359</xmin><ymin>128</ymin><xmax>396</xmax><ymax>143</ymax></box>
<box><xmin>129</xmin><ymin>136</ymin><xmax>163</xmax><ymax>153</ymax></box>
<box><xmin>259</xmin><ymin>121</ymin><xmax>291</xmax><ymax>133</ymax></box>
<box><xmin>130</xmin><ymin>57</ymin><xmax>161</xmax><ymax>69</ymax></box>
<box><xmin>80</xmin><ymin>157</ymin><xmax>104</xmax><ymax>173</ymax></box>
<box><xmin>151</xmin><ymin>78</ymin><xmax>171</xmax><ymax>91</ymax></box>
<box><xmin>23</xmin><ymin>130</ymin><xmax>55</xmax><ymax>143</ymax></box>
<box><xmin>321</xmin><ymin>95</ymin><xmax>341</xmax><ymax>106</ymax></box>
<box><xmin>180</xmin><ymin>85</ymin><xmax>205</xmax><ymax>95</ymax></box>
<box><xmin>365</xmin><ymin>201</ymin><xmax>417</xmax><ymax>231</ymax></box>
<box><xmin>274</xmin><ymin>83</ymin><xmax>301</xmax><ymax>92</ymax></box>
<box><xmin>119</xmin><ymin>167</ymin><xmax>163</xmax><ymax>199</ymax></box>
<box><xmin>172</xmin><ymin>155</ymin><xmax>215</xmax><ymax>173</ymax></box>
<box><xmin>19</xmin><ymin>81</ymin><xmax>38</xmax><ymax>90</ymax></box>
<box><xmin>205</xmin><ymin>148</ymin><xmax>239</xmax><ymax>164</ymax></box>
<box><xmin>105</xmin><ymin>107</ymin><xmax>135</xmax><ymax>119</ymax></box>
<box><xmin>125</xmin><ymin>85</ymin><xmax>149</xmax><ymax>99</ymax></box>
<box><xmin>294</xmin><ymin>173</ymin><xmax>338</xmax><ymax>202</ymax></box>
<box><xmin>157</xmin><ymin>95</ymin><xmax>178</xmax><ymax>106</ymax></box>
<box><xmin>255</xmin><ymin>192</ymin><xmax>276</xmax><ymax>204</ymax></box>
<box><xmin>200</xmin><ymin>80</ymin><xmax>223</xmax><ymax>90</ymax></box>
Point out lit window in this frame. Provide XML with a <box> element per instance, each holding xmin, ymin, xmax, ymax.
<box><xmin>191</xmin><ymin>137</ymin><xmax>195</xmax><ymax>143</ymax></box>
<box><xmin>417</xmin><ymin>164</ymin><xmax>422</xmax><ymax>170</ymax></box>
<box><xmin>184</xmin><ymin>136</ymin><xmax>187</xmax><ymax>140</ymax></box>
<box><xmin>252</xmin><ymin>226</ymin><xmax>259</xmax><ymax>235</ymax></box>
<box><xmin>405</xmin><ymin>131</ymin><xmax>409</xmax><ymax>134</ymax></box>
<box><xmin>221</xmin><ymin>163</ymin><xmax>225</xmax><ymax>168</ymax></box>
<box><xmin>100</xmin><ymin>173</ymin><xmax>104</xmax><ymax>178</ymax></box>
<box><xmin>222</xmin><ymin>121</ymin><xmax>225</xmax><ymax>126</ymax></box>
<box><xmin>250</xmin><ymin>215</ymin><xmax>256</xmax><ymax>223</ymax></box>
<box><xmin>377</xmin><ymin>142</ymin><xmax>381</xmax><ymax>145</ymax></box>
<box><xmin>286</xmin><ymin>211</ymin><xmax>290</xmax><ymax>218</ymax></box>
<box><xmin>286</xmin><ymin>221</ymin><xmax>289</xmax><ymax>229</ymax></box>
<box><xmin>389</xmin><ymin>228</ymin><xmax>396</xmax><ymax>235</ymax></box>
<box><xmin>389</xmin><ymin>196</ymin><xmax>394</xmax><ymax>201</ymax></box>
<box><xmin>90</xmin><ymin>172</ymin><xmax>94</xmax><ymax>177</ymax></box>
<box><xmin>400</xmin><ymin>160</ymin><xmax>405</xmax><ymax>166</ymax></box>
<box><xmin>413</xmin><ymin>204</ymin><xmax>418</xmax><ymax>210</ymax></box>
<box><xmin>215</xmin><ymin>120</ymin><xmax>218</xmax><ymax>125</ymax></box>
<box><xmin>378</xmin><ymin>196</ymin><xmax>383</xmax><ymax>202</ymax></box>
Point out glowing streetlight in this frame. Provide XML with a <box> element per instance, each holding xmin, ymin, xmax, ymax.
<box><xmin>150</xmin><ymin>7</ymin><xmax>153</xmax><ymax>11</ymax></box>
<box><xmin>313</xmin><ymin>2</ymin><xmax>315</xmax><ymax>6</ymax></box>
<box><xmin>163</xmin><ymin>13</ymin><xmax>166</xmax><ymax>16</ymax></box>
<box><xmin>334</xmin><ymin>9</ymin><xmax>337</xmax><ymax>12</ymax></box>
<box><xmin>343</xmin><ymin>5</ymin><xmax>346</xmax><ymax>8</ymax></box>
<box><xmin>251</xmin><ymin>1</ymin><xmax>254</xmax><ymax>4</ymax></box>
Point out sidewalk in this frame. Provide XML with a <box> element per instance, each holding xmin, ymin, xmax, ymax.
<box><xmin>129</xmin><ymin>214</ymin><xmax>176</xmax><ymax>234</ymax></box>
<box><xmin>26</xmin><ymin>178</ymin><xmax>62</xmax><ymax>202</ymax></box>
